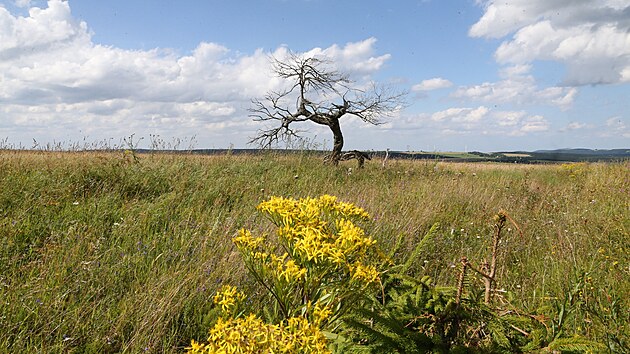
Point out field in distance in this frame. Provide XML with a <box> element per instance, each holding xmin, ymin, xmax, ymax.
<box><xmin>145</xmin><ymin>147</ymin><xmax>630</xmax><ymax>163</ymax></box>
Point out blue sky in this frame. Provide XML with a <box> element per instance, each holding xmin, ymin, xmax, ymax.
<box><xmin>1</xmin><ymin>0</ymin><xmax>628</xmax><ymax>151</ymax></box>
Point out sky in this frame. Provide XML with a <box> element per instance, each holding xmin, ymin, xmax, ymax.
<box><xmin>1</xmin><ymin>0</ymin><xmax>629</xmax><ymax>152</ymax></box>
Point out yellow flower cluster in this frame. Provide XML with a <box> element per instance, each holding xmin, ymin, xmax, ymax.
<box><xmin>235</xmin><ymin>196</ymin><xmax>380</xmax><ymax>286</ymax></box>
<box><xmin>187</xmin><ymin>314</ymin><xmax>331</xmax><ymax>354</ymax></box>
<box><xmin>257</xmin><ymin>195</ymin><xmax>370</xmax><ymax>227</ymax></box>
<box><xmin>190</xmin><ymin>196</ymin><xmax>383</xmax><ymax>354</ymax></box>
<box><xmin>281</xmin><ymin>258</ymin><xmax>307</xmax><ymax>283</ymax></box>
<box><xmin>560</xmin><ymin>162</ymin><xmax>588</xmax><ymax>177</ymax></box>
<box><xmin>213</xmin><ymin>285</ymin><xmax>246</xmax><ymax>313</ymax></box>
<box><xmin>278</xmin><ymin>225</ymin><xmax>336</xmax><ymax>264</ymax></box>
<box><xmin>256</xmin><ymin>196</ymin><xmax>380</xmax><ymax>286</ymax></box>
<box><xmin>350</xmin><ymin>262</ymin><xmax>380</xmax><ymax>285</ymax></box>
<box><xmin>309</xmin><ymin>301</ymin><xmax>333</xmax><ymax>327</ymax></box>
<box><xmin>233</xmin><ymin>229</ymin><xmax>264</xmax><ymax>250</ymax></box>
<box><xmin>235</xmin><ymin>229</ymin><xmax>308</xmax><ymax>284</ymax></box>
<box><xmin>264</xmin><ymin>252</ymin><xmax>307</xmax><ymax>283</ymax></box>
<box><xmin>334</xmin><ymin>219</ymin><xmax>376</xmax><ymax>257</ymax></box>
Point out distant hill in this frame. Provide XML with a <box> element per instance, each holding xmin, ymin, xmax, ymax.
<box><xmin>372</xmin><ymin>148</ymin><xmax>629</xmax><ymax>163</ymax></box>
<box><xmin>136</xmin><ymin>148</ymin><xmax>629</xmax><ymax>163</ymax></box>
<box><xmin>513</xmin><ymin>148</ymin><xmax>628</xmax><ymax>163</ymax></box>
<box><xmin>533</xmin><ymin>148</ymin><xmax>630</xmax><ymax>157</ymax></box>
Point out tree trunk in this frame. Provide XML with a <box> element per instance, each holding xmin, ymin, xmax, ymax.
<box><xmin>329</xmin><ymin>119</ymin><xmax>344</xmax><ymax>165</ymax></box>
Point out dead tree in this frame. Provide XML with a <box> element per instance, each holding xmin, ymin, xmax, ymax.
<box><xmin>249</xmin><ymin>53</ymin><xmax>404</xmax><ymax>165</ymax></box>
<box><xmin>337</xmin><ymin>150</ymin><xmax>371</xmax><ymax>168</ymax></box>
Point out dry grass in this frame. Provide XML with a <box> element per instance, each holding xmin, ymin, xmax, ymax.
<box><xmin>0</xmin><ymin>151</ymin><xmax>627</xmax><ymax>353</ymax></box>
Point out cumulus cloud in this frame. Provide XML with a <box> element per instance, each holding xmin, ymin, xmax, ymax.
<box><xmin>565</xmin><ymin>122</ymin><xmax>587</xmax><ymax>130</ymax></box>
<box><xmin>498</xmin><ymin>64</ymin><xmax>531</xmax><ymax>79</ymax></box>
<box><xmin>304</xmin><ymin>37</ymin><xmax>391</xmax><ymax>76</ymax></box>
<box><xmin>412</xmin><ymin>78</ymin><xmax>453</xmax><ymax>91</ymax></box>
<box><xmin>470</xmin><ymin>0</ymin><xmax>630</xmax><ymax>85</ymax></box>
<box><xmin>431</xmin><ymin>106</ymin><xmax>489</xmax><ymax>123</ymax></box>
<box><xmin>450</xmin><ymin>65</ymin><xmax>577</xmax><ymax>110</ymax></box>
<box><xmin>391</xmin><ymin>106</ymin><xmax>550</xmax><ymax>139</ymax></box>
<box><xmin>494</xmin><ymin>110</ymin><xmax>526</xmax><ymax>127</ymax></box>
<box><xmin>0</xmin><ymin>0</ymin><xmax>89</xmax><ymax>61</ymax></box>
<box><xmin>0</xmin><ymin>0</ymin><xmax>392</xmax><ymax>147</ymax></box>
<box><xmin>491</xmin><ymin>111</ymin><xmax>550</xmax><ymax>136</ymax></box>
<box><xmin>603</xmin><ymin>116</ymin><xmax>630</xmax><ymax>138</ymax></box>
<box><xmin>477</xmin><ymin>108</ymin><xmax>548</xmax><ymax>135</ymax></box>
<box><xmin>14</xmin><ymin>0</ymin><xmax>33</xmax><ymax>8</ymax></box>
<box><xmin>519</xmin><ymin>115</ymin><xmax>549</xmax><ymax>133</ymax></box>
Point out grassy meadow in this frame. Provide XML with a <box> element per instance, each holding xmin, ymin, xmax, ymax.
<box><xmin>0</xmin><ymin>150</ymin><xmax>628</xmax><ymax>353</ymax></box>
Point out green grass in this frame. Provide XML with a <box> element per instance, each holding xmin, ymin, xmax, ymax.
<box><xmin>1</xmin><ymin>151</ymin><xmax>628</xmax><ymax>353</ymax></box>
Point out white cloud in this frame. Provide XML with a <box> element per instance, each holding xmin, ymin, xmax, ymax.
<box><xmin>498</xmin><ymin>64</ymin><xmax>531</xmax><ymax>79</ymax></box>
<box><xmin>305</xmin><ymin>37</ymin><xmax>391</xmax><ymax>75</ymax></box>
<box><xmin>0</xmin><ymin>0</ymin><xmax>90</xmax><ymax>60</ymax></box>
<box><xmin>604</xmin><ymin>116</ymin><xmax>630</xmax><ymax>138</ymax></box>
<box><xmin>432</xmin><ymin>107</ymin><xmax>466</xmax><ymax>122</ymax></box>
<box><xmin>430</xmin><ymin>106</ymin><xmax>489</xmax><ymax>124</ymax></box>
<box><xmin>471</xmin><ymin>0</ymin><xmax>630</xmax><ymax>85</ymax></box>
<box><xmin>470</xmin><ymin>0</ymin><xmax>629</xmax><ymax>39</ymax></box>
<box><xmin>519</xmin><ymin>115</ymin><xmax>549</xmax><ymax>133</ymax></box>
<box><xmin>15</xmin><ymin>0</ymin><xmax>33</xmax><ymax>8</ymax></box>
<box><xmin>566</xmin><ymin>122</ymin><xmax>586</xmax><ymax>130</ymax></box>
<box><xmin>451</xmin><ymin>64</ymin><xmax>578</xmax><ymax>110</ymax></box>
<box><xmin>494</xmin><ymin>110</ymin><xmax>526</xmax><ymax>127</ymax></box>
<box><xmin>450</xmin><ymin>67</ymin><xmax>577</xmax><ymax>110</ymax></box>
<box><xmin>412</xmin><ymin>77</ymin><xmax>453</xmax><ymax>91</ymax></box>
<box><xmin>547</xmin><ymin>87</ymin><xmax>578</xmax><ymax>109</ymax></box>
<box><xmin>391</xmin><ymin>107</ymin><xmax>551</xmax><ymax>139</ymax></box>
<box><xmin>489</xmin><ymin>110</ymin><xmax>550</xmax><ymax>136</ymax></box>
<box><xmin>0</xmin><ymin>1</ymin><xmax>393</xmax><ymax>147</ymax></box>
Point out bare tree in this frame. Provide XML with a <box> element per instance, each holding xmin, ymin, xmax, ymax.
<box><xmin>249</xmin><ymin>53</ymin><xmax>405</xmax><ymax>165</ymax></box>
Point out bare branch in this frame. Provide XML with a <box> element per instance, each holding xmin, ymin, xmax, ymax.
<box><xmin>249</xmin><ymin>51</ymin><xmax>406</xmax><ymax>157</ymax></box>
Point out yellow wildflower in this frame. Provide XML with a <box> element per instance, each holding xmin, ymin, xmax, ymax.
<box><xmin>351</xmin><ymin>262</ymin><xmax>380</xmax><ymax>285</ymax></box>
<box><xmin>213</xmin><ymin>285</ymin><xmax>246</xmax><ymax>314</ymax></box>
<box><xmin>233</xmin><ymin>229</ymin><xmax>265</xmax><ymax>250</ymax></box>
<box><xmin>280</xmin><ymin>258</ymin><xmax>307</xmax><ymax>282</ymax></box>
<box><xmin>200</xmin><ymin>195</ymin><xmax>384</xmax><ymax>353</ymax></box>
<box><xmin>311</xmin><ymin>302</ymin><xmax>333</xmax><ymax>326</ymax></box>
<box><xmin>188</xmin><ymin>314</ymin><xmax>331</xmax><ymax>354</ymax></box>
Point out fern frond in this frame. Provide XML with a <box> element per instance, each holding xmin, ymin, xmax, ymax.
<box><xmin>546</xmin><ymin>336</ymin><xmax>608</xmax><ymax>353</ymax></box>
<box><xmin>401</xmin><ymin>222</ymin><xmax>440</xmax><ymax>274</ymax></box>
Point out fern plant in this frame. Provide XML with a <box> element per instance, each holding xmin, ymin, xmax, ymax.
<box><xmin>339</xmin><ymin>270</ymin><xmax>531</xmax><ymax>353</ymax></box>
<box><xmin>336</xmin><ymin>215</ymin><xmax>610</xmax><ymax>353</ymax></box>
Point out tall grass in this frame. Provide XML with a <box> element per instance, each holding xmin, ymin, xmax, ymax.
<box><xmin>0</xmin><ymin>151</ymin><xmax>627</xmax><ymax>352</ymax></box>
